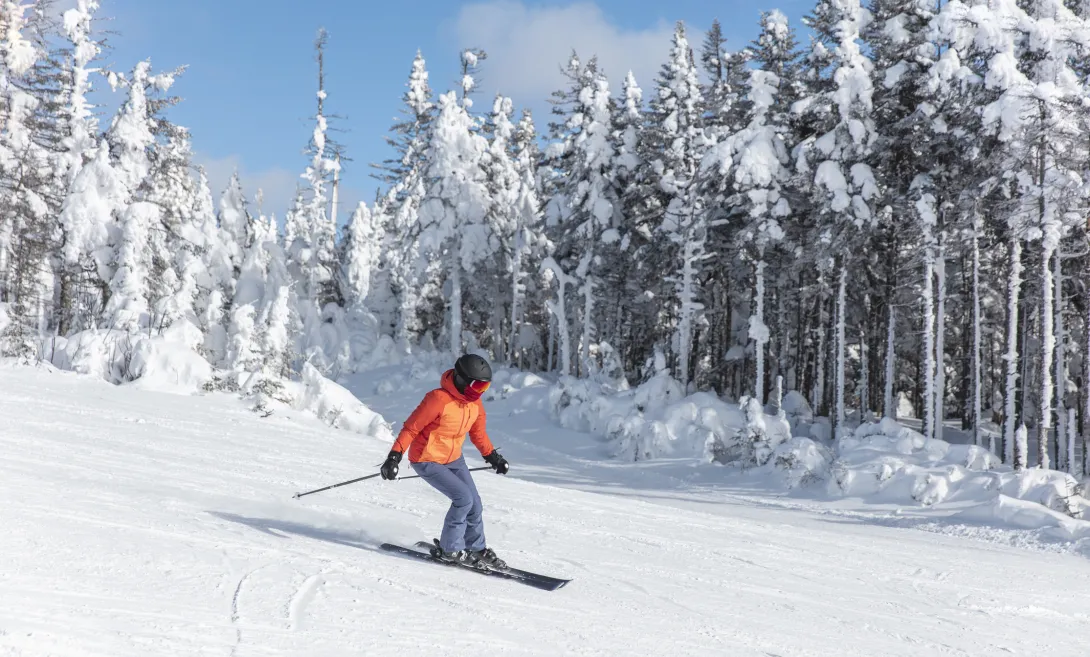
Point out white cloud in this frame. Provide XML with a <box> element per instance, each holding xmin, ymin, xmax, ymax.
<box><xmin>194</xmin><ymin>153</ymin><xmax>363</xmax><ymax>227</ymax></box>
<box><xmin>449</xmin><ymin>1</ymin><xmax>675</xmax><ymax>101</ymax></box>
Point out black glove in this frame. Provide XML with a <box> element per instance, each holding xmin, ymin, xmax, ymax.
<box><xmin>380</xmin><ymin>450</ymin><xmax>402</xmax><ymax>480</ymax></box>
<box><xmin>484</xmin><ymin>450</ymin><xmax>509</xmax><ymax>475</ymax></box>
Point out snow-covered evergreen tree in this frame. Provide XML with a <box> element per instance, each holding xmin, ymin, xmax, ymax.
<box><xmin>279</xmin><ymin>29</ymin><xmax>342</xmax><ymax>370</ymax></box>
<box><xmin>417</xmin><ymin>50</ymin><xmax>492</xmax><ymax>354</ymax></box>
<box><xmin>508</xmin><ymin>109</ymin><xmax>546</xmax><ymax>368</ymax></box>
<box><xmin>479</xmin><ymin>94</ymin><xmax>522</xmax><ymax>358</ymax></box>
<box><xmin>544</xmin><ymin>54</ymin><xmax>620</xmax><ymax>375</ymax></box>
<box><xmin>372</xmin><ymin>52</ymin><xmax>435</xmax><ymax>344</ymax></box>
<box><xmin>730</xmin><ymin>10</ymin><xmax>797</xmax><ymax>403</ymax></box>
<box><xmin>339</xmin><ymin>201</ymin><xmax>382</xmax><ymax>313</ymax></box>
<box><xmin>647</xmin><ymin>23</ymin><xmax>706</xmax><ymax>387</ymax></box>
<box><xmin>798</xmin><ymin>0</ymin><xmax>878</xmax><ymax>437</ymax></box>
<box><xmin>0</xmin><ymin>0</ymin><xmax>52</xmax><ymax>355</ymax></box>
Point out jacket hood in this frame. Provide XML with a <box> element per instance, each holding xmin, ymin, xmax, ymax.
<box><xmin>440</xmin><ymin>369</ymin><xmax>469</xmax><ymax>402</ymax></box>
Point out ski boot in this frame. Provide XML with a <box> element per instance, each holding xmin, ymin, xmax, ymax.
<box><xmin>468</xmin><ymin>547</ymin><xmax>507</xmax><ymax>571</ymax></box>
<box><xmin>429</xmin><ymin>539</ymin><xmax>470</xmax><ymax>565</ymax></box>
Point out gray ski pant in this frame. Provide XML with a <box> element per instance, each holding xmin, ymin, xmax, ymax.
<box><xmin>410</xmin><ymin>455</ymin><xmax>486</xmax><ymax>552</ymax></box>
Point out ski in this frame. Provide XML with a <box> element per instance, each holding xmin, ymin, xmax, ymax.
<box><xmin>411</xmin><ymin>541</ymin><xmax>571</xmax><ymax>590</ymax></box>
<box><xmin>379</xmin><ymin>543</ymin><xmax>570</xmax><ymax>592</ymax></box>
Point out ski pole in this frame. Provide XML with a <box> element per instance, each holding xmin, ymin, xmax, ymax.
<box><xmin>292</xmin><ymin>466</ymin><xmax>494</xmax><ymax>499</ymax></box>
<box><xmin>293</xmin><ymin>472</ymin><xmax>383</xmax><ymax>498</ymax></box>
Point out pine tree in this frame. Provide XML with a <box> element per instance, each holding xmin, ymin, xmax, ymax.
<box><xmin>543</xmin><ymin>53</ymin><xmax>621</xmax><ymax>374</ymax></box>
<box><xmin>417</xmin><ymin>51</ymin><xmax>491</xmax><ymax>354</ymax></box>
<box><xmin>1014</xmin><ymin>0</ymin><xmax>1087</xmax><ymax>469</ymax></box>
<box><xmin>508</xmin><ymin>109</ymin><xmax>546</xmax><ymax>368</ymax></box>
<box><xmin>730</xmin><ymin>10</ymin><xmax>798</xmax><ymax>403</ymax></box>
<box><xmin>339</xmin><ymin>201</ymin><xmax>383</xmax><ymax>312</ymax></box>
<box><xmin>372</xmin><ymin>52</ymin><xmax>435</xmax><ymax>344</ymax></box>
<box><xmin>798</xmin><ymin>0</ymin><xmax>878</xmax><ymax>438</ymax></box>
<box><xmin>0</xmin><ymin>0</ymin><xmax>52</xmax><ymax>355</ymax></box>
<box><xmin>479</xmin><ymin>94</ymin><xmax>521</xmax><ymax>358</ymax></box>
<box><xmin>602</xmin><ymin>71</ymin><xmax>645</xmax><ymax>368</ymax></box>
<box><xmin>54</xmin><ymin>0</ymin><xmax>104</xmax><ymax>335</ymax></box>
<box><xmin>647</xmin><ymin>23</ymin><xmax>707</xmax><ymax>387</ymax></box>
<box><xmin>99</xmin><ymin>60</ymin><xmax>185</xmax><ymax>331</ymax></box>
<box><xmin>288</xmin><ymin>28</ymin><xmax>340</xmax><ymax>312</ymax></box>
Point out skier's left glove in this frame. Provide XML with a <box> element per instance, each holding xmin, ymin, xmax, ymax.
<box><xmin>484</xmin><ymin>450</ymin><xmax>509</xmax><ymax>475</ymax></box>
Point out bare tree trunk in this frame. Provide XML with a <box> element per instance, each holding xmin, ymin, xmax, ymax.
<box><xmin>753</xmin><ymin>255</ymin><xmax>767</xmax><ymax>404</ymax></box>
<box><xmin>1005</xmin><ymin>239</ymin><xmax>1023</xmax><ymax>469</ymax></box>
<box><xmin>330</xmin><ymin>155</ymin><xmax>341</xmax><ymax>226</ymax></box>
<box><xmin>1038</xmin><ymin>250</ymin><xmax>1055</xmax><ymax>470</ymax></box>
<box><xmin>935</xmin><ymin>232</ymin><xmax>947</xmax><ymax>442</ymax></box>
<box><xmin>923</xmin><ymin>230</ymin><xmax>936</xmax><ymax>441</ymax></box>
<box><xmin>860</xmin><ymin>294</ymin><xmax>870</xmax><ymax>420</ymax></box>
<box><xmin>814</xmin><ymin>272</ymin><xmax>827</xmax><ymax>417</ymax></box>
<box><xmin>834</xmin><ymin>262</ymin><xmax>848</xmax><ymax>439</ymax></box>
<box><xmin>1053</xmin><ymin>251</ymin><xmax>1066</xmax><ymax>471</ymax></box>
<box><xmin>884</xmin><ymin>302</ymin><xmax>896</xmax><ymax>419</ymax></box>
<box><xmin>972</xmin><ymin>225</ymin><xmax>983</xmax><ymax>448</ymax></box>
<box><xmin>1084</xmin><ymin>292</ymin><xmax>1090</xmax><ymax>477</ymax></box>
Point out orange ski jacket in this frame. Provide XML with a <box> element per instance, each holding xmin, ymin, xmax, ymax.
<box><xmin>391</xmin><ymin>370</ymin><xmax>496</xmax><ymax>464</ymax></box>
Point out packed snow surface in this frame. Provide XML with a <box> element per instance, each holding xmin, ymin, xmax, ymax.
<box><xmin>4</xmin><ymin>362</ymin><xmax>1090</xmax><ymax>656</ymax></box>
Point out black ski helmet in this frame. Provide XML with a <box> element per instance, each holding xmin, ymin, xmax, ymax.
<box><xmin>454</xmin><ymin>353</ymin><xmax>492</xmax><ymax>392</ymax></box>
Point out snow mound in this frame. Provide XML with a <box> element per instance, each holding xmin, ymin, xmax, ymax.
<box><xmin>552</xmin><ymin>377</ymin><xmax>1090</xmax><ymax>537</ymax></box>
<box><xmin>288</xmin><ymin>363</ymin><xmax>393</xmax><ymax>439</ymax></box>
<box><xmin>781</xmin><ymin>390</ymin><xmax>813</xmax><ymax>431</ymax></box>
<box><xmin>772</xmin><ymin>437</ymin><xmax>835</xmax><ymax>489</ymax></box>
<box><xmin>957</xmin><ymin>492</ymin><xmax>1090</xmax><ymax>542</ymax></box>
<box><xmin>128</xmin><ymin>321</ymin><xmax>214</xmax><ymax>392</ymax></box>
<box><xmin>550</xmin><ymin>373</ymin><xmax>699</xmax><ymax>460</ymax></box>
<box><xmin>549</xmin><ymin>374</ymin><xmax>825</xmax><ymax>481</ymax></box>
<box><xmin>52</xmin><ymin>320</ymin><xmax>212</xmax><ymax>391</ymax></box>
<box><xmin>43</xmin><ymin>322</ymin><xmax>391</xmax><ymax>442</ymax></box>
<box><xmin>831</xmin><ymin>419</ymin><xmax>1090</xmax><ymax>534</ymax></box>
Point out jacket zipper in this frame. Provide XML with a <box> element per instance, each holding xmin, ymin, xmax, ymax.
<box><xmin>450</xmin><ymin>402</ymin><xmax>466</xmax><ymax>464</ymax></box>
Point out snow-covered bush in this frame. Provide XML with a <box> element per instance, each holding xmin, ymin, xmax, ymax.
<box><xmin>52</xmin><ymin>323</ymin><xmax>212</xmax><ymax>391</ymax></box>
<box><xmin>781</xmin><ymin>390</ymin><xmax>813</xmax><ymax>436</ymax></box>
<box><xmin>771</xmin><ymin>437</ymin><xmax>835</xmax><ymax>489</ymax></box>
<box><xmin>288</xmin><ymin>363</ymin><xmax>393</xmax><ymax>438</ymax></box>
<box><xmin>708</xmin><ymin>396</ymin><xmax>791</xmax><ymax>468</ymax></box>
<box><xmin>830</xmin><ymin>418</ymin><xmax>1090</xmax><ymax>524</ymax></box>
<box><xmin>127</xmin><ymin>321</ymin><xmax>214</xmax><ymax>392</ymax></box>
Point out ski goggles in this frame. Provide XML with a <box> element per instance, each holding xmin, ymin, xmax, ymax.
<box><xmin>467</xmin><ymin>379</ymin><xmax>491</xmax><ymax>395</ymax></box>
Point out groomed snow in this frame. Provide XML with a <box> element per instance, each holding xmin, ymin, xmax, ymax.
<box><xmin>4</xmin><ymin>362</ymin><xmax>1090</xmax><ymax>656</ymax></box>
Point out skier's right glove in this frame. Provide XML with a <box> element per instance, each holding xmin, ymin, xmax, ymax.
<box><xmin>380</xmin><ymin>450</ymin><xmax>403</xmax><ymax>480</ymax></box>
<box><xmin>484</xmin><ymin>450</ymin><xmax>509</xmax><ymax>475</ymax></box>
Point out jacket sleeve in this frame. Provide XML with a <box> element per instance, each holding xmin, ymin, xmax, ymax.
<box><xmin>468</xmin><ymin>402</ymin><xmax>496</xmax><ymax>457</ymax></box>
<box><xmin>392</xmin><ymin>392</ymin><xmax>443</xmax><ymax>454</ymax></box>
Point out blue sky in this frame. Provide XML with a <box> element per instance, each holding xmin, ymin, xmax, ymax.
<box><xmin>89</xmin><ymin>0</ymin><xmax>814</xmax><ymax>220</ymax></box>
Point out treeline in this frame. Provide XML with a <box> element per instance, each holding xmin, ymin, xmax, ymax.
<box><xmin>2</xmin><ymin>0</ymin><xmax>1089</xmax><ymax>474</ymax></box>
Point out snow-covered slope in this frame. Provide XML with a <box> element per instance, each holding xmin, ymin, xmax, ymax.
<box><xmin>4</xmin><ymin>364</ymin><xmax>1090</xmax><ymax>657</ymax></box>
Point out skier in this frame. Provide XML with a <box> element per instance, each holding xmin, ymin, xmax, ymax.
<box><xmin>380</xmin><ymin>354</ymin><xmax>510</xmax><ymax>569</ymax></box>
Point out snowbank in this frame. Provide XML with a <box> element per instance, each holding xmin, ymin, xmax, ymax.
<box><xmin>830</xmin><ymin>419</ymin><xmax>1090</xmax><ymax>534</ymax></box>
<box><xmin>50</xmin><ymin>320</ymin><xmax>213</xmax><ymax>391</ymax></box>
<box><xmin>286</xmin><ymin>363</ymin><xmax>393</xmax><ymax>439</ymax></box>
<box><xmin>42</xmin><ymin>320</ymin><xmax>392</xmax><ymax>442</ymax></box>
<box><xmin>548</xmin><ymin>373</ymin><xmax>829</xmax><ymax>486</ymax></box>
<box><xmin>551</xmin><ymin>377</ymin><xmax>1090</xmax><ymax>538</ymax></box>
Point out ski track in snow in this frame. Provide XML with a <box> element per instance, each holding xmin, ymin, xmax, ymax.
<box><xmin>288</xmin><ymin>573</ymin><xmax>324</xmax><ymax>631</ymax></box>
<box><xmin>2</xmin><ymin>365</ymin><xmax>1090</xmax><ymax>656</ymax></box>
